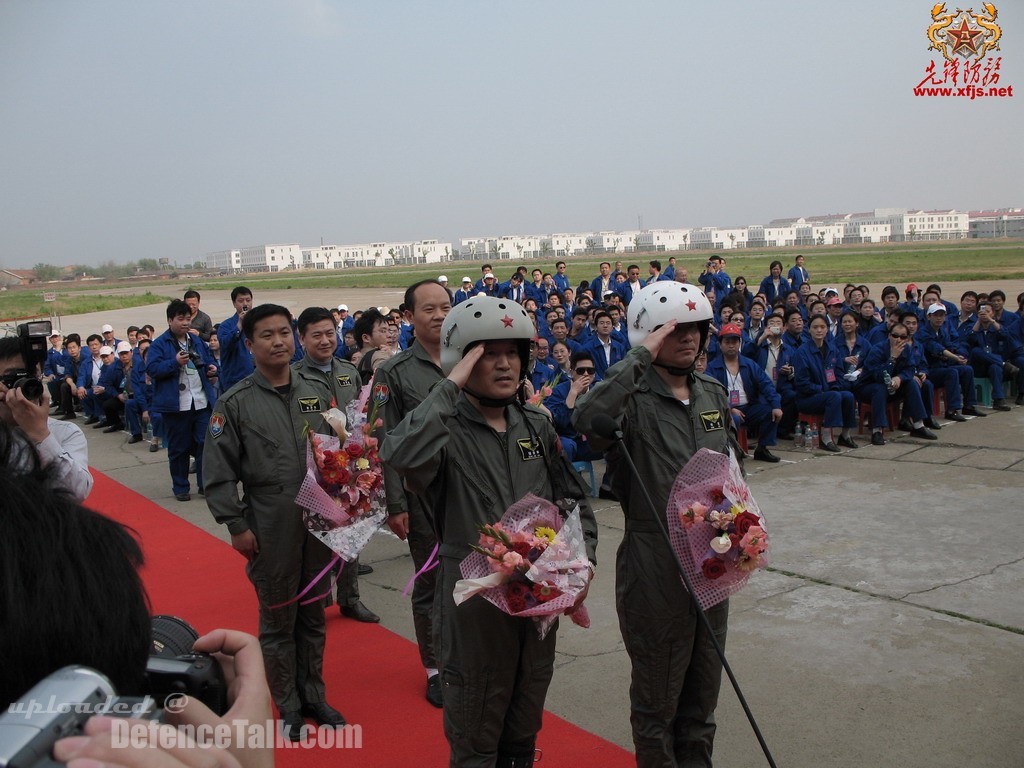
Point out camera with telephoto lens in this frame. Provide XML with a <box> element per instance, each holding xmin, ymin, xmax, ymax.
<box><xmin>0</xmin><ymin>616</ymin><xmax>226</xmax><ymax>768</ymax></box>
<box><xmin>0</xmin><ymin>321</ymin><xmax>52</xmax><ymax>402</ymax></box>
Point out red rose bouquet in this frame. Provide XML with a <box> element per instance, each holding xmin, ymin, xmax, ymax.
<box><xmin>453</xmin><ymin>494</ymin><xmax>593</xmax><ymax>640</ymax></box>
<box><xmin>666</xmin><ymin>448</ymin><xmax>770</xmax><ymax>610</ymax></box>
<box><xmin>295</xmin><ymin>383</ymin><xmax>386</xmax><ymax>562</ymax></box>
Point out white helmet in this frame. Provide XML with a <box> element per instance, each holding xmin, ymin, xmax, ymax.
<box><xmin>440</xmin><ymin>296</ymin><xmax>533</xmax><ymax>376</ymax></box>
<box><xmin>627</xmin><ymin>281</ymin><xmax>714</xmax><ymax>347</ymax></box>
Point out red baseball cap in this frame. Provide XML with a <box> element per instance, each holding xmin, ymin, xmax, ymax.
<box><xmin>719</xmin><ymin>323</ymin><xmax>743</xmax><ymax>339</ymax></box>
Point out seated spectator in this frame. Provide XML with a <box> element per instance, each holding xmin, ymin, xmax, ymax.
<box><xmin>917</xmin><ymin>303</ymin><xmax>986</xmax><ymax>421</ymax></box>
<box><xmin>745</xmin><ymin>312</ymin><xmax>798</xmax><ymax>438</ymax></box>
<box><xmin>862</xmin><ymin>322</ymin><xmax>938</xmax><ymax>438</ymax></box>
<box><xmin>706</xmin><ymin>324</ymin><xmax>782</xmax><ymax>462</ymax></box>
<box><xmin>582</xmin><ymin>311</ymin><xmax>628</xmax><ymax>378</ymax></box>
<box><xmin>783</xmin><ymin>307</ymin><xmax>809</xmax><ymax>349</ymax></box>
<box><xmin>90</xmin><ymin>345</ymin><xmax>121</xmax><ymax>430</ymax></box>
<box><xmin>543</xmin><ymin>351</ymin><xmax>603</xmax><ymax>463</ymax></box>
<box><xmin>527</xmin><ymin>337</ymin><xmax>557</xmax><ymax>390</ymax></box>
<box><xmin>879</xmin><ymin>285</ymin><xmax>901</xmax><ymax>320</ymax></box>
<box><xmin>76</xmin><ymin>334</ymin><xmax>106</xmax><ymax>425</ymax></box>
<box><xmin>833</xmin><ymin>310</ymin><xmax>892</xmax><ymax>445</ymax></box>
<box><xmin>58</xmin><ymin>333</ymin><xmax>84</xmax><ymax>420</ymax></box>
<box><xmin>857</xmin><ymin>299</ymin><xmax>882</xmax><ymax>336</ymax></box>
<box><xmin>728</xmin><ymin>276</ymin><xmax>755</xmax><ymax>311</ymax></box>
<box><xmin>551</xmin><ymin>340</ymin><xmax>573</xmax><ymax>378</ymax></box>
<box><xmin>895</xmin><ymin>312</ymin><xmax>941</xmax><ymax>430</ymax></box>
<box><xmin>964</xmin><ymin>301</ymin><xmax>1022</xmax><ymax>409</ymax></box>
<box><xmin>792</xmin><ymin>314</ymin><xmax>858</xmax><ymax>451</ymax></box>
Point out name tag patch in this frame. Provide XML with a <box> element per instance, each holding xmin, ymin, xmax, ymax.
<box><xmin>699</xmin><ymin>410</ymin><xmax>724</xmax><ymax>432</ymax></box>
<box><xmin>516</xmin><ymin>437</ymin><xmax>546</xmax><ymax>461</ymax></box>
<box><xmin>298</xmin><ymin>396</ymin><xmax>322</xmax><ymax>413</ymax></box>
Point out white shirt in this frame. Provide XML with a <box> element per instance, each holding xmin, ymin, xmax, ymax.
<box><xmin>13</xmin><ymin>418</ymin><xmax>93</xmax><ymax>501</ymax></box>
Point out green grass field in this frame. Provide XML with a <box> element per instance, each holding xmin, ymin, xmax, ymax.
<box><xmin>3</xmin><ymin>240</ymin><xmax>1021</xmax><ymax>320</ymax></box>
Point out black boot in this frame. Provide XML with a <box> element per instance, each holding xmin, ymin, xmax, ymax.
<box><xmin>496</xmin><ymin>745</ymin><xmax>537</xmax><ymax>768</ymax></box>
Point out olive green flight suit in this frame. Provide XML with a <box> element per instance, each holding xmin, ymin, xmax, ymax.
<box><xmin>203</xmin><ymin>368</ymin><xmax>335</xmax><ymax>714</ymax></box>
<box><xmin>380</xmin><ymin>380</ymin><xmax>598</xmax><ymax>768</ymax></box>
<box><xmin>372</xmin><ymin>341</ymin><xmax>444</xmax><ymax>670</ymax></box>
<box><xmin>574</xmin><ymin>346</ymin><xmax>737</xmax><ymax>768</ymax></box>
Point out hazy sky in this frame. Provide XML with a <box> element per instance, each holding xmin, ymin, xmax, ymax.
<box><xmin>1</xmin><ymin>0</ymin><xmax>1020</xmax><ymax>268</ymax></box>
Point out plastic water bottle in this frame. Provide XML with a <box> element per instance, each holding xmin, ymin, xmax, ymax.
<box><xmin>806</xmin><ymin>424</ymin><xmax>818</xmax><ymax>452</ymax></box>
<box><xmin>794</xmin><ymin>422</ymin><xmax>805</xmax><ymax>449</ymax></box>
<box><xmin>883</xmin><ymin>369</ymin><xmax>896</xmax><ymax>395</ymax></box>
<box><xmin>145</xmin><ymin>422</ymin><xmax>153</xmax><ymax>441</ymax></box>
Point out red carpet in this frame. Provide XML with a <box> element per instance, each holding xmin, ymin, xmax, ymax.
<box><xmin>88</xmin><ymin>469</ymin><xmax>634</xmax><ymax>767</ymax></box>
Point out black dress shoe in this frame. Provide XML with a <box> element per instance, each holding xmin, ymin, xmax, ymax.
<box><xmin>909</xmin><ymin>426</ymin><xmax>938</xmax><ymax>440</ymax></box>
<box><xmin>102</xmin><ymin>423</ymin><xmax>122</xmax><ymax>433</ymax></box>
<box><xmin>300</xmin><ymin>702</ymin><xmax>346</xmax><ymax>727</ymax></box>
<box><xmin>837</xmin><ymin>435</ymin><xmax>858</xmax><ymax>449</ymax></box>
<box><xmin>357</xmin><ymin>563</ymin><xmax>374</xmax><ymax>576</ymax></box>
<box><xmin>425</xmin><ymin>674</ymin><xmax>443</xmax><ymax>708</ymax></box>
<box><xmin>962</xmin><ymin>405</ymin><xmax>986</xmax><ymax>417</ymax></box>
<box><xmin>818</xmin><ymin>440</ymin><xmax>841</xmax><ymax>453</ymax></box>
<box><xmin>149</xmin><ymin>442</ymin><xmax>160</xmax><ymax>452</ymax></box>
<box><xmin>597</xmin><ymin>486</ymin><xmax>618</xmax><ymax>500</ymax></box>
<box><xmin>871</xmin><ymin>432</ymin><xmax>886</xmax><ymax>446</ymax></box>
<box><xmin>340</xmin><ymin>600</ymin><xmax>380</xmax><ymax>623</ymax></box>
<box><xmin>1004</xmin><ymin>361</ymin><xmax>1020</xmax><ymax>378</ymax></box>
<box><xmin>281</xmin><ymin>710</ymin><xmax>305</xmax><ymax>742</ymax></box>
<box><xmin>1017</xmin><ymin>393</ymin><xmax>1024</xmax><ymax>406</ymax></box>
<box><xmin>174</xmin><ymin>492</ymin><xmax>191</xmax><ymax>502</ymax></box>
<box><xmin>753</xmin><ymin>447</ymin><xmax>780</xmax><ymax>463</ymax></box>
<box><xmin>83</xmin><ymin>416</ymin><xmax>98</xmax><ymax>425</ymax></box>
<box><xmin>60</xmin><ymin>413</ymin><xmax>77</xmax><ymax>420</ymax></box>
<box><xmin>898</xmin><ymin>417</ymin><xmax>914</xmax><ymax>432</ymax></box>
<box><xmin>92</xmin><ymin>420</ymin><xmax>109</xmax><ymax>429</ymax></box>
<box><xmin>944</xmin><ymin>411</ymin><xmax>968</xmax><ymax>422</ymax></box>
<box><xmin>924</xmin><ymin>417</ymin><xmax>942</xmax><ymax>430</ymax></box>
<box><xmin>128</xmin><ymin>434</ymin><xmax>143</xmax><ymax>444</ymax></box>
<box><xmin>992</xmin><ymin>399</ymin><xmax>1012</xmax><ymax>411</ymax></box>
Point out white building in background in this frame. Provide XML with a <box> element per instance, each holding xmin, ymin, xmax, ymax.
<box><xmin>206</xmin><ymin>249</ymin><xmax>242</xmax><ymax>272</ymax></box>
<box><xmin>232</xmin><ymin>244</ymin><xmax>302</xmax><ymax>273</ymax></box>
<box><xmin>746</xmin><ymin>226</ymin><xmax>798</xmax><ymax>248</ymax></box>
<box><xmin>969</xmin><ymin>209</ymin><xmax>1024</xmax><ymax>239</ymax></box>
<box><xmin>635</xmin><ymin>228</ymin><xmax>693</xmax><ymax>251</ymax></box>
<box><xmin>540</xmin><ymin>233</ymin><xmax>590</xmax><ymax>258</ymax></box>
<box><xmin>795</xmin><ymin>223</ymin><xmax>845</xmax><ymax>246</ymax></box>
<box><xmin>690</xmin><ymin>227</ymin><xmax>749</xmax><ymax>250</ymax></box>
<box><xmin>885</xmin><ymin>209</ymin><xmax>968</xmax><ymax>241</ymax></box>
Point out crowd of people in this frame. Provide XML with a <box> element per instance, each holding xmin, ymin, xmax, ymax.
<box><xmin>7</xmin><ymin>253</ymin><xmax>1022</xmax><ymax>768</ymax></box>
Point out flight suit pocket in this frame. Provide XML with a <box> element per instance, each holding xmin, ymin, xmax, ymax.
<box><xmin>442</xmin><ymin>668</ymin><xmax>489</xmax><ymax>739</ymax></box>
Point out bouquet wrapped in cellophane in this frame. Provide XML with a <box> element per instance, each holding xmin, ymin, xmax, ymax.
<box><xmin>295</xmin><ymin>383</ymin><xmax>386</xmax><ymax>562</ymax></box>
<box><xmin>665</xmin><ymin>448</ymin><xmax>769</xmax><ymax>610</ymax></box>
<box><xmin>453</xmin><ymin>494</ymin><xmax>592</xmax><ymax>640</ymax></box>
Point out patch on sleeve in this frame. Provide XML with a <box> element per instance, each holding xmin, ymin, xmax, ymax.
<box><xmin>372</xmin><ymin>383</ymin><xmax>390</xmax><ymax>406</ymax></box>
<box><xmin>335</xmin><ymin>374</ymin><xmax>353</xmax><ymax>388</ymax></box>
<box><xmin>298</xmin><ymin>396</ymin><xmax>322</xmax><ymax>413</ymax></box>
<box><xmin>209</xmin><ymin>412</ymin><xmax>226</xmax><ymax>438</ymax></box>
<box><xmin>699</xmin><ymin>410</ymin><xmax>724</xmax><ymax>432</ymax></box>
<box><xmin>516</xmin><ymin>437</ymin><xmax>546</xmax><ymax>461</ymax></box>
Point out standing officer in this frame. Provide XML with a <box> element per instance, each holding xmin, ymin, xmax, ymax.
<box><xmin>293</xmin><ymin>306</ymin><xmax>379</xmax><ymax>624</ymax></box>
<box><xmin>204</xmin><ymin>304</ymin><xmax>346</xmax><ymax>741</ymax></box>
<box><xmin>380</xmin><ymin>296</ymin><xmax>597</xmax><ymax>768</ymax></box>
<box><xmin>372</xmin><ymin>279</ymin><xmax>452</xmax><ymax>708</ymax></box>
<box><xmin>146</xmin><ymin>300</ymin><xmax>218</xmax><ymax>501</ymax></box>
<box><xmin>574</xmin><ymin>282</ymin><xmax>735</xmax><ymax>768</ymax></box>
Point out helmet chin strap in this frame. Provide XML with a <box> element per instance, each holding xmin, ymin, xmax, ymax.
<box><xmin>464</xmin><ymin>386</ymin><xmax>518</xmax><ymax>408</ymax></box>
<box><xmin>652</xmin><ymin>362</ymin><xmax>695</xmax><ymax>377</ymax></box>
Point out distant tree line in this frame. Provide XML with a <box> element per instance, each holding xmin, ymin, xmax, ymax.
<box><xmin>30</xmin><ymin>258</ymin><xmax>205</xmax><ymax>282</ymax></box>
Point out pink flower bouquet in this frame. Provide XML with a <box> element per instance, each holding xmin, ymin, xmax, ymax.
<box><xmin>295</xmin><ymin>384</ymin><xmax>387</xmax><ymax>562</ymax></box>
<box><xmin>665</xmin><ymin>448</ymin><xmax>769</xmax><ymax>610</ymax></box>
<box><xmin>454</xmin><ymin>494</ymin><xmax>592</xmax><ymax>640</ymax></box>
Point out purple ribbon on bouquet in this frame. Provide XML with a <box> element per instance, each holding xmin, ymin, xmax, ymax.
<box><xmin>268</xmin><ymin>554</ymin><xmax>341</xmax><ymax>609</ymax></box>
<box><xmin>402</xmin><ymin>542</ymin><xmax>439</xmax><ymax>596</ymax></box>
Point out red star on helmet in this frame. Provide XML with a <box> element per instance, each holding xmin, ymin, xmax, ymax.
<box><xmin>685</xmin><ymin>300</ymin><xmax>697</xmax><ymax>311</ymax></box>
<box><xmin>501</xmin><ymin>314</ymin><xmax>515</xmax><ymax>328</ymax></box>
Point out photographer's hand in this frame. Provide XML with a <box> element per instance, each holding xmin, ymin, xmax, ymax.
<box><xmin>4</xmin><ymin>385</ymin><xmax>50</xmax><ymax>444</ymax></box>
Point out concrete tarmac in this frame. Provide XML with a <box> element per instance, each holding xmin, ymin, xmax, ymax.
<box><xmin>61</xmin><ymin>286</ymin><xmax>1024</xmax><ymax>768</ymax></box>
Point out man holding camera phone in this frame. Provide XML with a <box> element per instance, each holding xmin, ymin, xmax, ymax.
<box><xmin>217</xmin><ymin>286</ymin><xmax>256</xmax><ymax>392</ymax></box>
<box><xmin>0</xmin><ymin>334</ymin><xmax>93</xmax><ymax>501</ymax></box>
<box><xmin>147</xmin><ymin>299</ymin><xmax>219</xmax><ymax>501</ymax></box>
